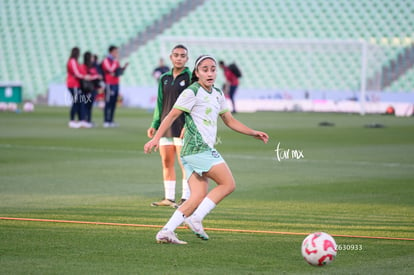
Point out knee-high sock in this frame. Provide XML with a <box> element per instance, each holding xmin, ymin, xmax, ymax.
<box><xmin>191</xmin><ymin>197</ymin><xmax>216</xmax><ymax>221</ymax></box>
<box><xmin>162</xmin><ymin>210</ymin><xmax>185</xmax><ymax>232</ymax></box>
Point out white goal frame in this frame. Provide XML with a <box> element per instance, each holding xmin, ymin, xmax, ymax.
<box><xmin>160</xmin><ymin>36</ymin><xmax>384</xmax><ymax>115</ymax></box>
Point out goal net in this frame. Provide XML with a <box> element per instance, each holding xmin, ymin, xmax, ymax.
<box><xmin>159</xmin><ymin>36</ymin><xmax>385</xmax><ymax>114</ymax></box>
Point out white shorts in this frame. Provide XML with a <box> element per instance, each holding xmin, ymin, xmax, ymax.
<box><xmin>159</xmin><ymin>137</ymin><xmax>183</xmax><ymax>146</ymax></box>
<box><xmin>181</xmin><ymin>148</ymin><xmax>225</xmax><ymax>180</ymax></box>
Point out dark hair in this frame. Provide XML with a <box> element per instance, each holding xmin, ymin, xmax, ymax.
<box><xmin>83</xmin><ymin>51</ymin><xmax>93</xmax><ymax>68</ymax></box>
<box><xmin>191</xmin><ymin>55</ymin><xmax>216</xmax><ymax>84</ymax></box>
<box><xmin>172</xmin><ymin>44</ymin><xmax>188</xmax><ymax>52</ymax></box>
<box><xmin>108</xmin><ymin>45</ymin><xmax>118</xmax><ymax>53</ymax></box>
<box><xmin>219</xmin><ymin>60</ymin><xmax>225</xmax><ymax>66</ymax></box>
<box><xmin>70</xmin><ymin>47</ymin><xmax>80</xmax><ymax>59</ymax></box>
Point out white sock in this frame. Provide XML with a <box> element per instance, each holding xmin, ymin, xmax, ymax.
<box><xmin>191</xmin><ymin>197</ymin><xmax>216</xmax><ymax>222</ymax></box>
<box><xmin>164</xmin><ymin>180</ymin><xmax>176</xmax><ymax>201</ymax></box>
<box><xmin>162</xmin><ymin>210</ymin><xmax>185</xmax><ymax>232</ymax></box>
<box><xmin>181</xmin><ymin>179</ymin><xmax>190</xmax><ymax>200</ymax></box>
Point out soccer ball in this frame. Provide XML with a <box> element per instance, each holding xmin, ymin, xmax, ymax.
<box><xmin>301</xmin><ymin>232</ymin><xmax>337</xmax><ymax>266</ymax></box>
<box><xmin>0</xmin><ymin>102</ymin><xmax>7</xmax><ymax>111</ymax></box>
<box><xmin>23</xmin><ymin>102</ymin><xmax>35</xmax><ymax>112</ymax></box>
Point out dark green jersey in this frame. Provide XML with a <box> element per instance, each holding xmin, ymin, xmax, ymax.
<box><xmin>150</xmin><ymin>67</ymin><xmax>191</xmax><ymax>137</ymax></box>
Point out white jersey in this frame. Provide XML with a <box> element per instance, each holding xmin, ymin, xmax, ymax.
<box><xmin>173</xmin><ymin>82</ymin><xmax>229</xmax><ymax>156</ymax></box>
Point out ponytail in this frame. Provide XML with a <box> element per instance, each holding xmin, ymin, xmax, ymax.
<box><xmin>191</xmin><ymin>68</ymin><xmax>198</xmax><ymax>84</ymax></box>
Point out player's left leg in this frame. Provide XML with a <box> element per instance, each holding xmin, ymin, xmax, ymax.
<box><xmin>229</xmin><ymin>85</ymin><xmax>238</xmax><ymax>113</ymax></box>
<box><xmin>204</xmin><ymin>161</ymin><xmax>236</xmax><ymax>204</ymax></box>
<box><xmin>185</xmin><ymin>162</ymin><xmax>236</xmax><ymax>240</ymax></box>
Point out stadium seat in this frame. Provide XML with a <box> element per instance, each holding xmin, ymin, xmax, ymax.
<box><xmin>1</xmin><ymin>0</ymin><xmax>413</xmax><ymax>99</ymax></box>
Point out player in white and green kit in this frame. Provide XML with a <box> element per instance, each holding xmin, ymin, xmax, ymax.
<box><xmin>144</xmin><ymin>55</ymin><xmax>269</xmax><ymax>244</ymax></box>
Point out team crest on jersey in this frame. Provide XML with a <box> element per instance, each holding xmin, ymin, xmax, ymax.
<box><xmin>180</xmin><ymin>80</ymin><xmax>186</xmax><ymax>86</ymax></box>
<box><xmin>211</xmin><ymin>150</ymin><xmax>220</xmax><ymax>158</ymax></box>
<box><xmin>164</xmin><ymin>79</ymin><xmax>168</xmax><ymax>85</ymax></box>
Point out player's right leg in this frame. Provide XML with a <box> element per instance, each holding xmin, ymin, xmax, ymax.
<box><xmin>156</xmin><ymin>228</ymin><xmax>187</xmax><ymax>244</ymax></box>
<box><xmin>155</xmin><ymin>172</ymin><xmax>208</xmax><ymax>244</ymax></box>
<box><xmin>151</xmin><ymin>142</ymin><xmax>177</xmax><ymax>207</ymax></box>
<box><xmin>180</xmin><ymin>173</ymin><xmax>210</xmax><ymax>240</ymax></box>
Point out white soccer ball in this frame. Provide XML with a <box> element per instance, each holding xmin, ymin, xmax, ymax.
<box><xmin>23</xmin><ymin>102</ymin><xmax>35</xmax><ymax>112</ymax></box>
<box><xmin>0</xmin><ymin>102</ymin><xmax>7</xmax><ymax>111</ymax></box>
<box><xmin>301</xmin><ymin>232</ymin><xmax>337</xmax><ymax>266</ymax></box>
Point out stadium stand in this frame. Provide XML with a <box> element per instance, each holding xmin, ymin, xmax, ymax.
<box><xmin>0</xmin><ymin>0</ymin><xmax>185</xmax><ymax>99</ymax></box>
<box><xmin>0</xmin><ymin>0</ymin><xmax>413</xmax><ymax>100</ymax></box>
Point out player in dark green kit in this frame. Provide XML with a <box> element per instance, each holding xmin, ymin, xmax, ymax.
<box><xmin>147</xmin><ymin>45</ymin><xmax>191</xmax><ymax>208</ymax></box>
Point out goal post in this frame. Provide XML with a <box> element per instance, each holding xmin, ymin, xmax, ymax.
<box><xmin>159</xmin><ymin>36</ymin><xmax>385</xmax><ymax>115</ymax></box>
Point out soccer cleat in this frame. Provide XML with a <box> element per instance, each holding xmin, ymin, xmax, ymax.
<box><xmin>151</xmin><ymin>199</ymin><xmax>177</xmax><ymax>208</ymax></box>
<box><xmin>156</xmin><ymin>229</ymin><xmax>187</xmax><ymax>244</ymax></box>
<box><xmin>185</xmin><ymin>216</ymin><xmax>209</xmax><ymax>240</ymax></box>
<box><xmin>68</xmin><ymin>121</ymin><xmax>80</xmax><ymax>128</ymax></box>
<box><xmin>80</xmin><ymin>121</ymin><xmax>93</xmax><ymax>128</ymax></box>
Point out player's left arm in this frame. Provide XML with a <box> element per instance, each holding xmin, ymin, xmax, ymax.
<box><xmin>220</xmin><ymin>111</ymin><xmax>269</xmax><ymax>143</ymax></box>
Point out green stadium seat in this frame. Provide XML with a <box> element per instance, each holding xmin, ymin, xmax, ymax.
<box><xmin>1</xmin><ymin>0</ymin><xmax>413</xmax><ymax>98</ymax></box>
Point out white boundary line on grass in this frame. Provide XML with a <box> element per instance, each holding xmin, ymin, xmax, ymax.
<box><xmin>1</xmin><ymin>143</ymin><xmax>414</xmax><ymax>168</ymax></box>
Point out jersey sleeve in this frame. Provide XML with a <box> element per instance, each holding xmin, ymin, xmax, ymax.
<box><xmin>150</xmin><ymin>78</ymin><xmax>164</xmax><ymax>129</ymax></box>
<box><xmin>173</xmin><ymin>88</ymin><xmax>196</xmax><ymax>113</ymax></box>
<box><xmin>219</xmin><ymin>90</ymin><xmax>230</xmax><ymax>114</ymax></box>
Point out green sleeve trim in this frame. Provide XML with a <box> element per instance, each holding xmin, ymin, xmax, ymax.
<box><xmin>174</xmin><ymin>105</ymin><xmax>191</xmax><ymax>113</ymax></box>
<box><xmin>219</xmin><ymin>109</ymin><xmax>230</xmax><ymax>115</ymax></box>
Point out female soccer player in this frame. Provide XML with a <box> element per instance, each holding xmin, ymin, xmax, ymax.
<box><xmin>144</xmin><ymin>55</ymin><xmax>269</xmax><ymax>244</ymax></box>
<box><xmin>147</xmin><ymin>45</ymin><xmax>192</xmax><ymax>208</ymax></box>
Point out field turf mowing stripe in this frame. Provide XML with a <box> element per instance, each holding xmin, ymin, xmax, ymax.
<box><xmin>2</xmin><ymin>217</ymin><xmax>414</xmax><ymax>241</ymax></box>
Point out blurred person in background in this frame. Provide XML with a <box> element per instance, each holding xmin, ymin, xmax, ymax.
<box><xmin>152</xmin><ymin>58</ymin><xmax>170</xmax><ymax>82</ymax></box>
<box><xmin>80</xmin><ymin>52</ymin><xmax>102</xmax><ymax>126</ymax></box>
<box><xmin>219</xmin><ymin>61</ymin><xmax>239</xmax><ymax>114</ymax></box>
<box><xmin>66</xmin><ymin>47</ymin><xmax>93</xmax><ymax>128</ymax></box>
<box><xmin>102</xmin><ymin>45</ymin><xmax>129</xmax><ymax>128</ymax></box>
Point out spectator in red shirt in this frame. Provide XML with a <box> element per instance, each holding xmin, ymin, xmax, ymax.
<box><xmin>66</xmin><ymin>47</ymin><xmax>91</xmax><ymax>128</ymax></box>
<box><xmin>101</xmin><ymin>45</ymin><xmax>128</xmax><ymax>128</ymax></box>
<box><xmin>219</xmin><ymin>61</ymin><xmax>239</xmax><ymax>113</ymax></box>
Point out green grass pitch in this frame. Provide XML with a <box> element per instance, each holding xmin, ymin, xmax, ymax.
<box><xmin>1</xmin><ymin>106</ymin><xmax>413</xmax><ymax>274</ymax></box>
